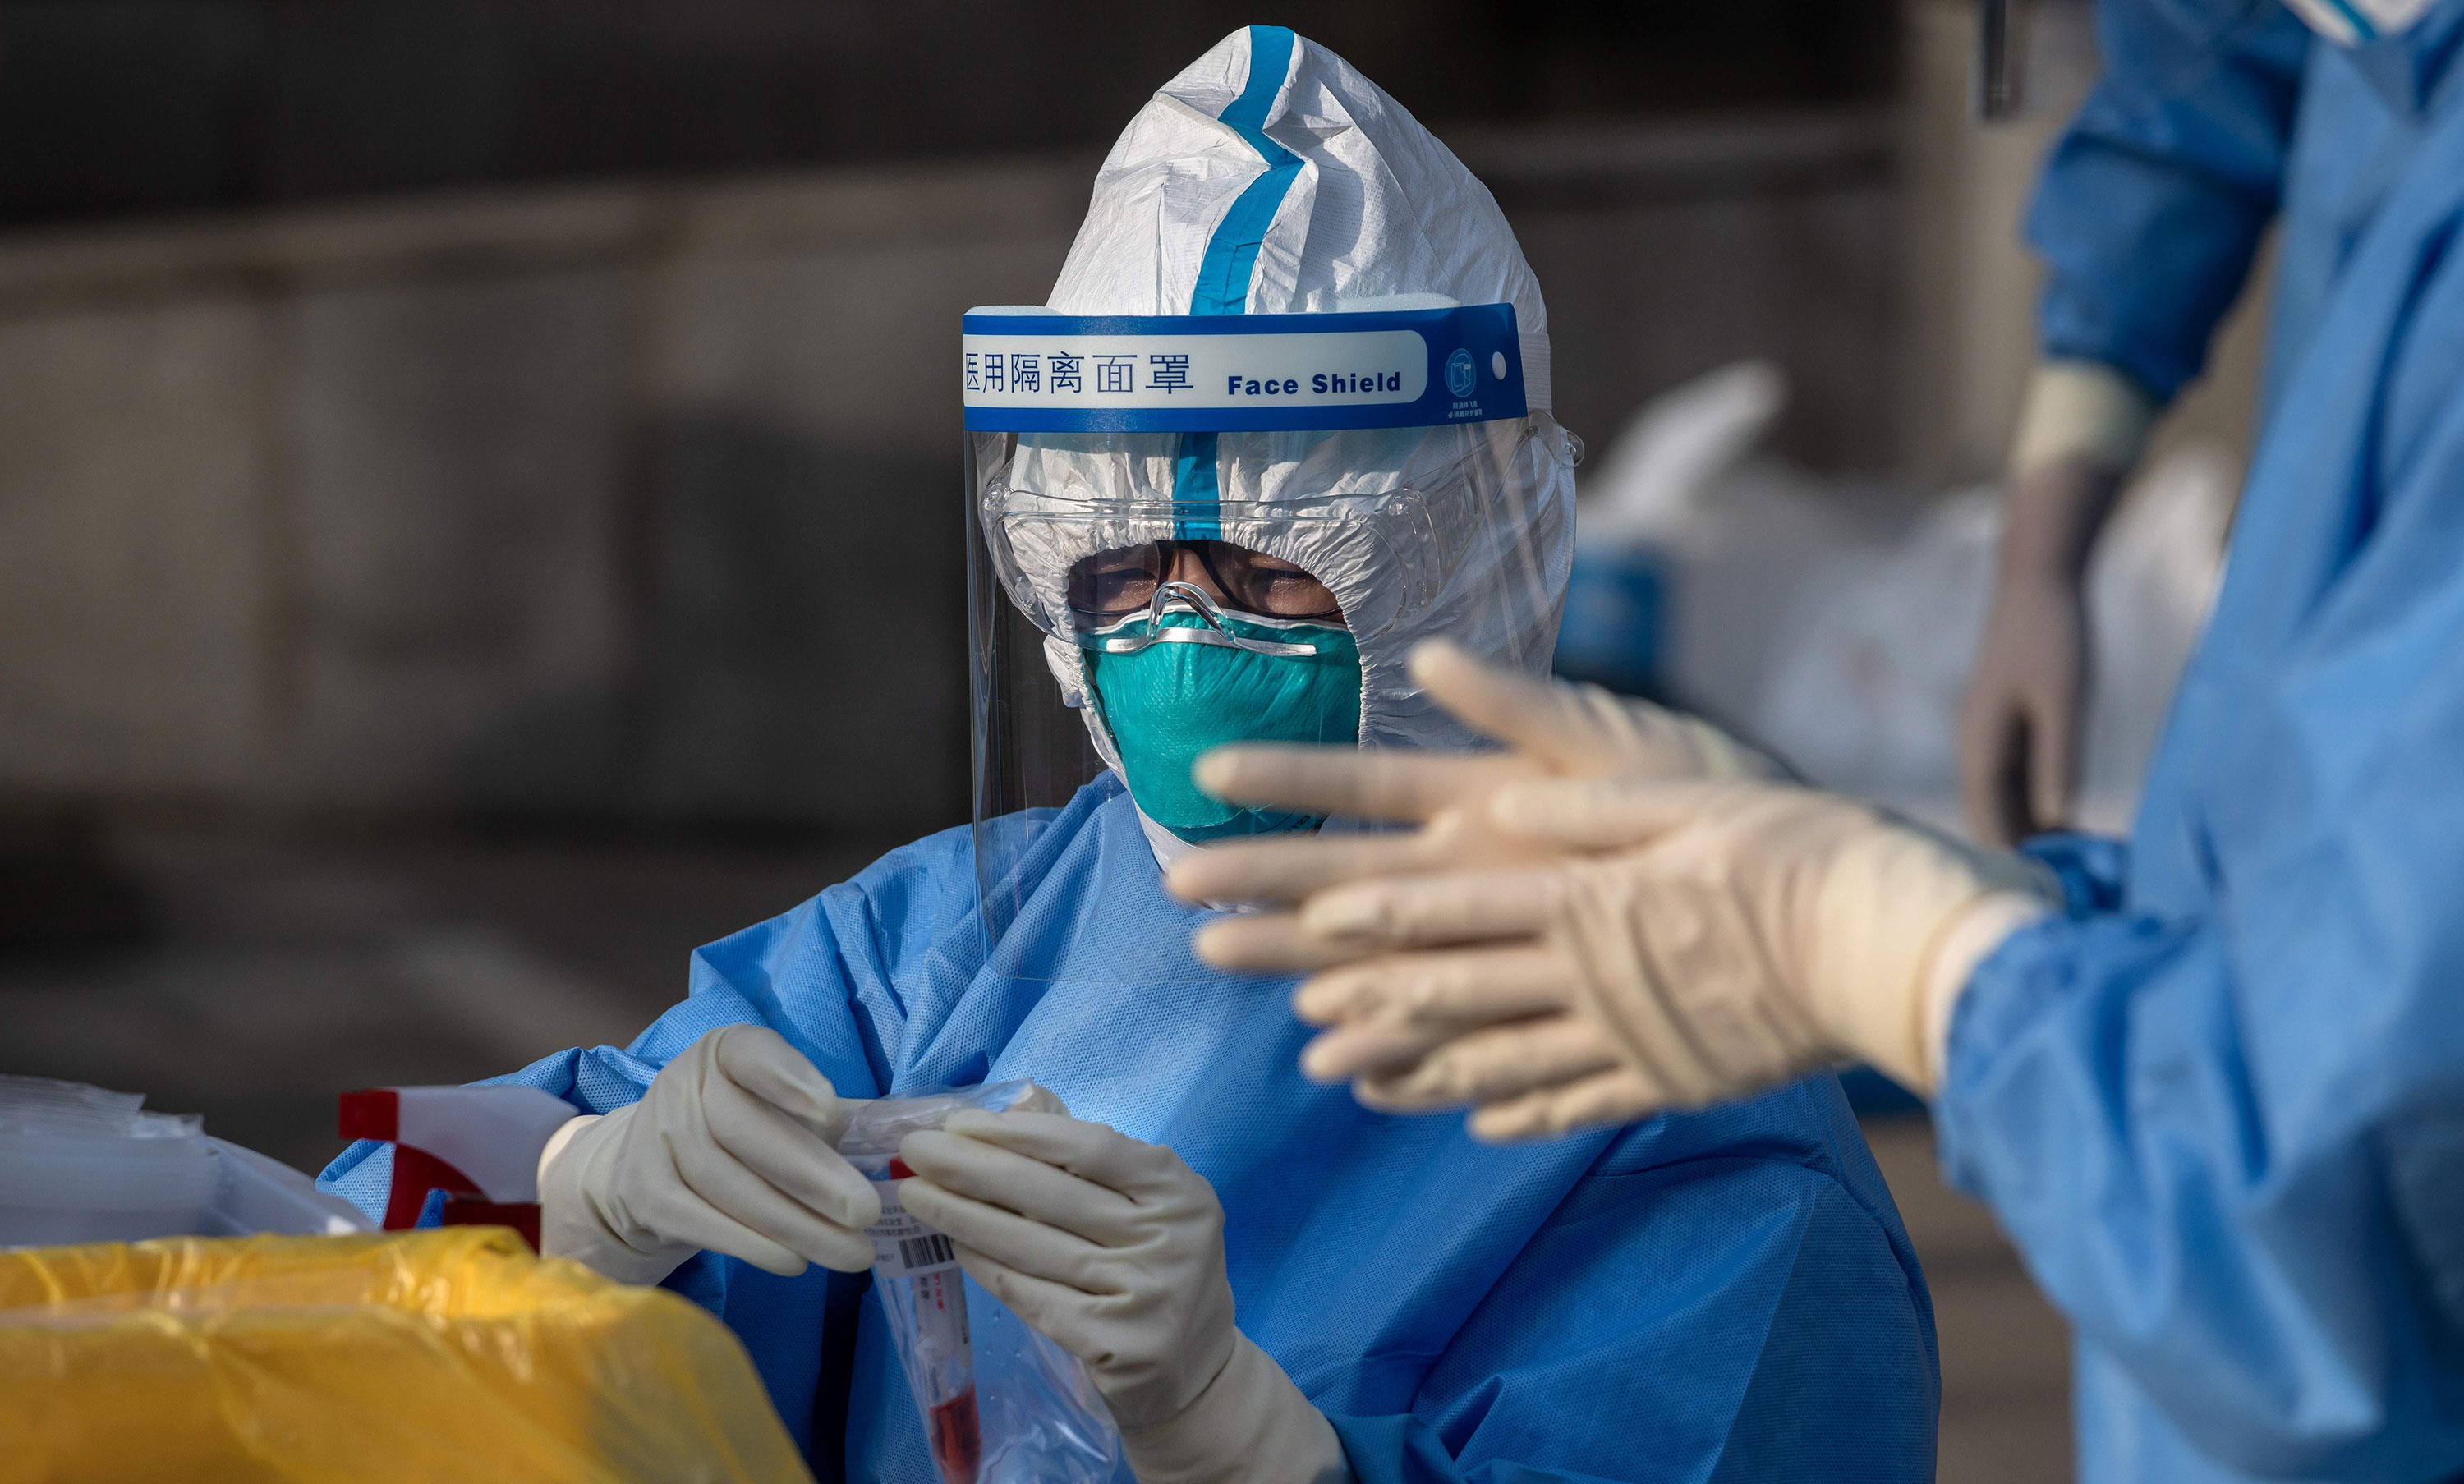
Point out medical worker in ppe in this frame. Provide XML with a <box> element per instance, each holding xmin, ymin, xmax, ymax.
<box><xmin>321</xmin><ymin>26</ymin><xmax>1940</xmax><ymax>1484</ymax></box>
<box><xmin>1176</xmin><ymin>4</ymin><xmax>2464</xmax><ymax>1481</ymax></box>
<box><xmin>1964</xmin><ymin>0</ymin><xmax>2450</xmax><ymax>846</ymax></box>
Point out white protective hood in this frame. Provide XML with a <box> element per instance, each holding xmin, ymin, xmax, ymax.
<box><xmin>989</xmin><ymin>25</ymin><xmax>1579</xmax><ymax>840</ymax></box>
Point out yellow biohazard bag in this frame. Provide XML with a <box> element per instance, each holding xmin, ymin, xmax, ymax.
<box><xmin>0</xmin><ymin>1227</ymin><xmax>812</xmax><ymax>1483</ymax></box>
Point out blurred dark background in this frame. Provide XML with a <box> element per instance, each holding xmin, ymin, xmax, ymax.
<box><xmin>0</xmin><ymin>0</ymin><xmax>1892</xmax><ymax>223</ymax></box>
<box><xmin>0</xmin><ymin>8</ymin><xmax>2112</xmax><ymax>1473</ymax></box>
<box><xmin>0</xmin><ymin>0</ymin><xmax>1917</xmax><ymax>856</ymax></box>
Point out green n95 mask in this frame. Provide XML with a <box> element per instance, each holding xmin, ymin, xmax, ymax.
<box><xmin>1081</xmin><ymin>597</ymin><xmax>1361</xmax><ymax>844</ymax></box>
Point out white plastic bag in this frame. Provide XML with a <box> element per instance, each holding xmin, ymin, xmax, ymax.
<box><xmin>0</xmin><ymin>1074</ymin><xmax>370</xmax><ymax>1247</ymax></box>
<box><xmin>1558</xmin><ymin>361</ymin><xmax>1792</xmax><ymax>696</ymax></box>
<box><xmin>1749</xmin><ymin>443</ymin><xmax>2232</xmax><ymax>834</ymax></box>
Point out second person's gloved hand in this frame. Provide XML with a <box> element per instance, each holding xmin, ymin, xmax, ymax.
<box><xmin>539</xmin><ymin>1024</ymin><xmax>880</xmax><ymax>1284</ymax></box>
<box><xmin>1960</xmin><ymin>359</ymin><xmax>2154</xmax><ymax>844</ymax></box>
<box><xmin>1177</xmin><ymin>637</ymin><xmax>1776</xmax><ymax>968</ymax></box>
<box><xmin>1254</xmin><ymin>776</ymin><xmax>2053</xmax><ymax>1137</ymax></box>
<box><xmin>1958</xmin><ymin>457</ymin><xmax>2117</xmax><ymax>845</ymax></box>
<box><xmin>894</xmin><ymin>1110</ymin><xmax>1351</xmax><ymax>1484</ymax></box>
<box><xmin>1170</xmin><ymin>640</ymin><xmax>1781</xmax><ymax>1134</ymax></box>
<box><xmin>1175</xmin><ymin>642</ymin><xmax>2055</xmax><ymax>1139</ymax></box>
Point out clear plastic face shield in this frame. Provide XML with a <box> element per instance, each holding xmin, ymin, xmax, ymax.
<box><xmin>961</xmin><ymin>305</ymin><xmax>1579</xmax><ymax>976</ymax></box>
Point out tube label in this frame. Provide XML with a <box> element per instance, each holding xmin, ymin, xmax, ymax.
<box><xmin>868</xmin><ymin>1176</ymin><xmax>962</xmax><ymax>1277</ymax></box>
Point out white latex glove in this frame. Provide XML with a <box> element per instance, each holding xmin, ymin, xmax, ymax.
<box><xmin>895</xmin><ymin>1110</ymin><xmax>1351</xmax><ymax>1484</ymax></box>
<box><xmin>1171</xmin><ymin>639</ymin><xmax>1776</xmax><ymax>963</ymax></box>
<box><xmin>538</xmin><ymin>1024</ymin><xmax>880</xmax><ymax>1284</ymax></box>
<box><xmin>1168</xmin><ymin>640</ymin><xmax>1782</xmax><ymax>1134</ymax></box>
<box><xmin>1188</xmin><ymin>776</ymin><xmax>2051</xmax><ymax>1141</ymax></box>
<box><xmin>1963</xmin><ymin>360</ymin><xmax>2155</xmax><ymax>845</ymax></box>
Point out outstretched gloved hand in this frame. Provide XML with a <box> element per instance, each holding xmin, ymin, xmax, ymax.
<box><xmin>1173</xmin><ymin>646</ymin><xmax>2053</xmax><ymax>1140</ymax></box>
<box><xmin>895</xmin><ymin>1110</ymin><xmax>1351</xmax><ymax>1484</ymax></box>
<box><xmin>1177</xmin><ymin>637</ymin><xmax>1774</xmax><ymax>953</ymax></box>
<box><xmin>539</xmin><ymin>1024</ymin><xmax>880</xmax><ymax>1284</ymax></box>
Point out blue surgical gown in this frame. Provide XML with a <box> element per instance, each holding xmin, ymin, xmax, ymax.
<box><xmin>325</xmin><ymin>776</ymin><xmax>1939</xmax><ymax>1482</ymax></box>
<box><xmin>1942</xmin><ymin>3</ymin><xmax>2464</xmax><ymax>1479</ymax></box>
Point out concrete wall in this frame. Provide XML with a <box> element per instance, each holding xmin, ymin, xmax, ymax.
<box><xmin>0</xmin><ymin>114</ymin><xmax>1897</xmax><ymax>834</ymax></box>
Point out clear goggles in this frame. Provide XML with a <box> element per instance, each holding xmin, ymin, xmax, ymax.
<box><xmin>973</xmin><ymin>422</ymin><xmax>1546</xmax><ymax>645</ymax></box>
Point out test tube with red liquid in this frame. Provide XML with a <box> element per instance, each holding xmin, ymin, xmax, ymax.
<box><xmin>863</xmin><ymin>1154</ymin><xmax>981</xmax><ymax>1483</ymax></box>
<box><xmin>908</xmin><ymin>1263</ymin><xmax>981</xmax><ymax>1483</ymax></box>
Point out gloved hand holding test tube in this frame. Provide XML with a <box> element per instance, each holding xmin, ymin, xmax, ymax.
<box><xmin>835</xmin><ymin>1085</ymin><xmax>1061</xmax><ymax>1484</ymax></box>
<box><xmin>836</xmin><ymin>1082</ymin><xmax>1138</xmax><ymax>1484</ymax></box>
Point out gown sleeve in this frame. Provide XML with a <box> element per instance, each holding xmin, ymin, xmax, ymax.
<box><xmin>2028</xmin><ymin>0</ymin><xmax>2310</xmax><ymax>402</ymax></box>
<box><xmin>1934</xmin><ymin>385</ymin><xmax>2464</xmax><ymax>1478</ymax></box>
<box><xmin>315</xmin><ymin>825</ymin><xmax>980</xmax><ymax>1475</ymax></box>
<box><xmin>1324</xmin><ymin>1082</ymin><xmax>1940</xmax><ymax>1483</ymax></box>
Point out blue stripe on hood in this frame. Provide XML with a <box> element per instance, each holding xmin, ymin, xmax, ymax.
<box><xmin>1175</xmin><ymin>25</ymin><xmax>1302</xmax><ymax>538</ymax></box>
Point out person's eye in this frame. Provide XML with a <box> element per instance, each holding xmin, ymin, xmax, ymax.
<box><xmin>1078</xmin><ymin>566</ymin><xmax>1155</xmax><ymax>608</ymax></box>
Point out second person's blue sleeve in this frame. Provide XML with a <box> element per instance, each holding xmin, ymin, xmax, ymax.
<box><xmin>1934</xmin><ymin>262</ymin><xmax>2464</xmax><ymax>1482</ymax></box>
<box><xmin>1938</xmin><ymin>867</ymin><xmax>2464</xmax><ymax>1479</ymax></box>
<box><xmin>2029</xmin><ymin>0</ymin><xmax>2310</xmax><ymax>401</ymax></box>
